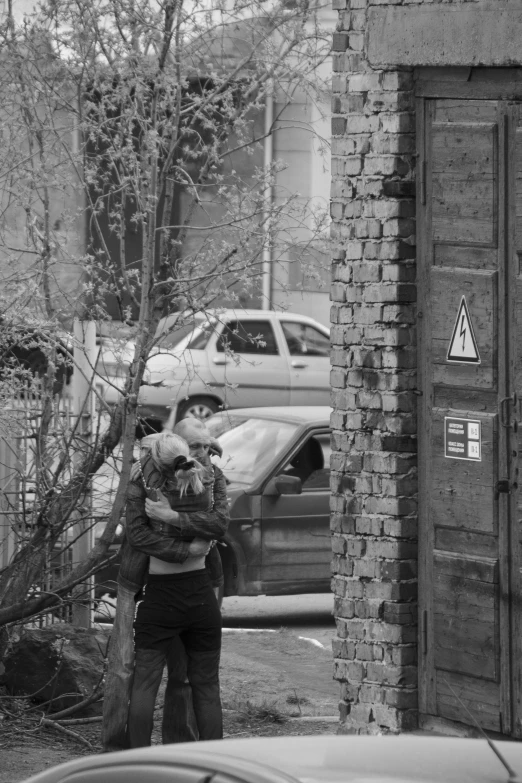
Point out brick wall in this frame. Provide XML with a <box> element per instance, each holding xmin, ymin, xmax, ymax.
<box><xmin>330</xmin><ymin>0</ymin><xmax>418</xmax><ymax>735</ymax></box>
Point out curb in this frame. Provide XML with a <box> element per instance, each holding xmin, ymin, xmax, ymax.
<box><xmin>222</xmin><ymin>628</ymin><xmax>276</xmax><ymax>633</ymax></box>
<box><xmin>286</xmin><ymin>716</ymin><xmax>339</xmax><ymax>723</ymax></box>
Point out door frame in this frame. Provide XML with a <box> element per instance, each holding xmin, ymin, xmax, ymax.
<box><xmin>415</xmin><ymin>68</ymin><xmax>522</xmax><ymax>737</ymax></box>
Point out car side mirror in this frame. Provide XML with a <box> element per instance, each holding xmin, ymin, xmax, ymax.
<box><xmin>264</xmin><ymin>474</ymin><xmax>303</xmax><ymax>496</ymax></box>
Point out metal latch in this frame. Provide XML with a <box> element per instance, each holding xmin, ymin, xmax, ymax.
<box><xmin>496</xmin><ymin>479</ymin><xmax>513</xmax><ymax>494</ymax></box>
<box><xmin>500</xmin><ymin>393</ymin><xmax>519</xmax><ymax>430</ymax></box>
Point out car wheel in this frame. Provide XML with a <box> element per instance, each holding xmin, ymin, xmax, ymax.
<box><xmin>177</xmin><ymin>396</ymin><xmax>219</xmax><ymax>422</ymax></box>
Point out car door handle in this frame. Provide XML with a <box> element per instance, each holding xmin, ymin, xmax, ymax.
<box><xmin>212</xmin><ymin>356</ymin><xmax>228</xmax><ymax>365</ymax></box>
<box><xmin>291</xmin><ymin>360</ymin><xmax>308</xmax><ymax>369</ymax></box>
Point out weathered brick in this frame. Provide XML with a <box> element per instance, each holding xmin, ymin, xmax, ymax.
<box><xmin>354</xmin><ymin>598</ymin><xmax>382</xmax><ymax>619</ymax></box>
<box><xmin>341</xmin><ymin>682</ymin><xmax>361</xmax><ymax>702</ymax></box>
<box><xmin>380</xmin><ymin>112</ymin><xmax>415</xmax><ymax>134</ymax></box>
<box><xmin>330</xmin><ymin>409</ymin><xmax>347</xmax><ymax>429</ymax></box>
<box><xmin>349</xmin><ymin>32</ymin><xmax>365</xmax><ymax>51</ymax></box>
<box><xmin>364</xmin><ymin>155</ymin><xmax>411</xmax><ymax>177</ymax></box>
<box><xmin>345</xmin><ymin>156</ymin><xmax>363</xmax><ymax>175</ymax></box>
<box><xmin>382</xmin><ymin>72</ymin><xmax>414</xmax><ymax>92</ymax></box>
<box><xmin>346</xmin><ymin>114</ymin><xmax>380</xmax><ymax>133</ymax></box>
<box><xmin>366</xmin><ymin>663</ymin><xmax>417</xmax><ymax>687</ymax></box>
<box><xmin>335</xmin><ymin>600</ymin><xmax>355</xmax><ymax>621</ymax></box>
<box><xmin>332</xmin><ymin>541</ymin><xmax>347</xmax><ymax>562</ymax></box>
<box><xmin>332</xmin><ymin>33</ymin><xmax>349</xmax><ymax>52</ymax></box>
<box><xmin>343</xmin><ymin>579</ymin><xmax>365</xmax><ymax>599</ymax></box>
<box><xmin>381</xmin><ymin>560</ymin><xmax>417</xmax><ymax>582</ymax></box>
<box><xmin>389</xmin><ymin>646</ymin><xmax>417</xmax><ymax>666</ymax></box>
<box><xmin>332</xmin><ymin>116</ymin><xmax>347</xmax><ymax>135</ymax></box>
<box><xmin>353</xmin><ymin>559</ymin><xmax>380</xmax><ymax>579</ymax></box>
<box><xmin>381</xmin><ymin>263</ymin><xmax>416</xmax><ymax>282</ymax></box>
<box><xmin>331</xmin><ymin>0</ymin><xmax>419</xmax><ymax>737</ymax></box>
<box><xmin>366</xmin><ymin>540</ymin><xmax>417</xmax><ymax>559</ymax></box>
<box><xmin>364</xmin><ymin>582</ymin><xmax>417</xmax><ymax>603</ymax></box>
<box><xmin>349</xmin><ymin>73</ymin><xmax>382</xmax><ymax>92</ymax></box>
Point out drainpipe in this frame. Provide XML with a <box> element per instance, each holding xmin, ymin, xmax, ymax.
<box><xmin>261</xmin><ymin>84</ymin><xmax>274</xmax><ymax>310</ymax></box>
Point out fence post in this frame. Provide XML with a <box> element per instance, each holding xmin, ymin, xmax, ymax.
<box><xmin>71</xmin><ymin>319</ymin><xmax>97</xmax><ymax>628</ymax></box>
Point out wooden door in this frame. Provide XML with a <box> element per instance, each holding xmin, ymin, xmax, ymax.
<box><xmin>417</xmin><ymin>89</ymin><xmax>521</xmax><ymax>736</ymax></box>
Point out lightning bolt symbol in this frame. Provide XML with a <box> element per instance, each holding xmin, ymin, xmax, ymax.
<box><xmin>459</xmin><ymin>314</ymin><xmax>466</xmax><ymax>351</ymax></box>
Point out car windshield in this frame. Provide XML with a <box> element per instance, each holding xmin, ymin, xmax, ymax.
<box><xmin>154</xmin><ymin>314</ymin><xmax>207</xmax><ymax>350</ymax></box>
<box><xmin>209</xmin><ymin>415</ymin><xmax>299</xmax><ymax>485</ymax></box>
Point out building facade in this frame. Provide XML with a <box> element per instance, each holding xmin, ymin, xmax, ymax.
<box><xmin>331</xmin><ymin>0</ymin><xmax>522</xmax><ymax>737</ymax></box>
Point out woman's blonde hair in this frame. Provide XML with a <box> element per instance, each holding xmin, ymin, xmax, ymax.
<box><xmin>149</xmin><ymin>432</ymin><xmax>204</xmax><ymax>496</ymax></box>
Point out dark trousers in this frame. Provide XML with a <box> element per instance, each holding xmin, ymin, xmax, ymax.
<box><xmin>127</xmin><ymin>569</ymin><xmax>222</xmax><ymax>747</ymax></box>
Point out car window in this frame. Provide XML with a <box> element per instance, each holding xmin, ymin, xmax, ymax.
<box><xmin>280</xmin><ymin>431</ymin><xmax>330</xmax><ymax>490</ymax></box>
<box><xmin>216</xmin><ymin>320</ymin><xmax>279</xmax><ymax>355</ymax></box>
<box><xmin>186</xmin><ymin>323</ymin><xmax>214</xmax><ymax>350</ymax></box>
<box><xmin>212</xmin><ymin>416</ymin><xmax>299</xmax><ymax>485</ymax></box>
<box><xmin>155</xmin><ymin>314</ymin><xmax>206</xmax><ymax>349</ymax></box>
<box><xmin>281</xmin><ymin>322</ymin><xmax>330</xmax><ymax>357</ymax></box>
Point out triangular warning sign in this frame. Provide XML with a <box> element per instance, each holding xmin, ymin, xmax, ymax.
<box><xmin>447</xmin><ymin>296</ymin><xmax>481</xmax><ymax>364</ymax></box>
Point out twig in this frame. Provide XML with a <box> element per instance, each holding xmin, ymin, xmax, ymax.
<box><xmin>27</xmin><ymin>692</ymin><xmax>93</xmax><ymax>712</ymax></box>
<box><xmin>41</xmin><ymin>718</ymin><xmax>93</xmax><ymax>749</ymax></box>
<box><xmin>45</xmin><ymin>686</ymin><xmax>103</xmax><ymax>721</ymax></box>
<box><xmin>51</xmin><ymin>716</ymin><xmax>102</xmax><ymax>725</ymax></box>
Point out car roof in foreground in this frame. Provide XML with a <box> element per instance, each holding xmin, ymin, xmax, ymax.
<box><xmin>212</xmin><ymin>406</ymin><xmax>331</xmax><ymax>427</ymax></box>
<box><xmin>23</xmin><ymin>735</ymin><xmax>522</xmax><ymax>783</ymax></box>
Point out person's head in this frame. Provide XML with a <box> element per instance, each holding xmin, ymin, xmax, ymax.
<box><xmin>173</xmin><ymin>418</ymin><xmax>212</xmax><ymax>464</ymax></box>
<box><xmin>147</xmin><ymin>431</ymin><xmax>204</xmax><ymax>496</ymax></box>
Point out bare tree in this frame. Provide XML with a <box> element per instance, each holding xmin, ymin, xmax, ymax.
<box><xmin>0</xmin><ymin>0</ymin><xmax>329</xmax><ymax>640</ymax></box>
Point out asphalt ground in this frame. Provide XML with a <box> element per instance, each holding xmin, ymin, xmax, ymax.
<box><xmin>221</xmin><ymin>592</ymin><xmax>336</xmax><ymax>651</ymax></box>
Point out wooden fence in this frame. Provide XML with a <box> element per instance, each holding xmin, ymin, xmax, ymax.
<box><xmin>0</xmin><ymin>389</ymin><xmax>91</xmax><ymax>626</ymax></box>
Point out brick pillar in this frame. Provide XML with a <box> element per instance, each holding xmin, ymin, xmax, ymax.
<box><xmin>330</xmin><ymin>0</ymin><xmax>418</xmax><ymax>734</ymax></box>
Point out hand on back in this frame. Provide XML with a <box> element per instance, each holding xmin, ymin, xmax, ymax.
<box><xmin>145</xmin><ymin>490</ymin><xmax>179</xmax><ymax>523</ymax></box>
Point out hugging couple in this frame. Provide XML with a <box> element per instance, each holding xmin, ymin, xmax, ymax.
<box><xmin>102</xmin><ymin>417</ymin><xmax>230</xmax><ymax>752</ymax></box>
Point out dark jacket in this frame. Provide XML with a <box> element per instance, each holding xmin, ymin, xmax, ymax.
<box><xmin>118</xmin><ymin>454</ymin><xmax>229</xmax><ymax>594</ymax></box>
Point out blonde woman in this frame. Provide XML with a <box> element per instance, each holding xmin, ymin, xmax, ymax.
<box><xmin>102</xmin><ymin>429</ymin><xmax>228</xmax><ymax>752</ymax></box>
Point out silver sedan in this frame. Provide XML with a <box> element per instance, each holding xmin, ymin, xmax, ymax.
<box><xmin>23</xmin><ymin>735</ymin><xmax>522</xmax><ymax>783</ymax></box>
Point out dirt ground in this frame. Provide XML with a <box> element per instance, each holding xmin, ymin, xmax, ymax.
<box><xmin>0</xmin><ymin>628</ymin><xmax>339</xmax><ymax>783</ymax></box>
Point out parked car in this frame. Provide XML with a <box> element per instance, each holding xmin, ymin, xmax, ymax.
<box><xmin>22</xmin><ymin>734</ymin><xmax>522</xmax><ymax>783</ymax></box>
<box><xmin>208</xmin><ymin>406</ymin><xmax>331</xmax><ymax>600</ymax></box>
<box><xmin>99</xmin><ymin>309</ymin><xmax>330</xmax><ymax>422</ymax></box>
<box><xmin>93</xmin><ymin>406</ymin><xmax>331</xmax><ymax>604</ymax></box>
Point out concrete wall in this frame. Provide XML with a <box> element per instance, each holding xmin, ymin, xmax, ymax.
<box><xmin>271</xmin><ymin>94</ymin><xmax>332</xmax><ymax>327</ymax></box>
<box><xmin>0</xmin><ymin>104</ymin><xmax>86</xmax><ymax>324</ymax></box>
